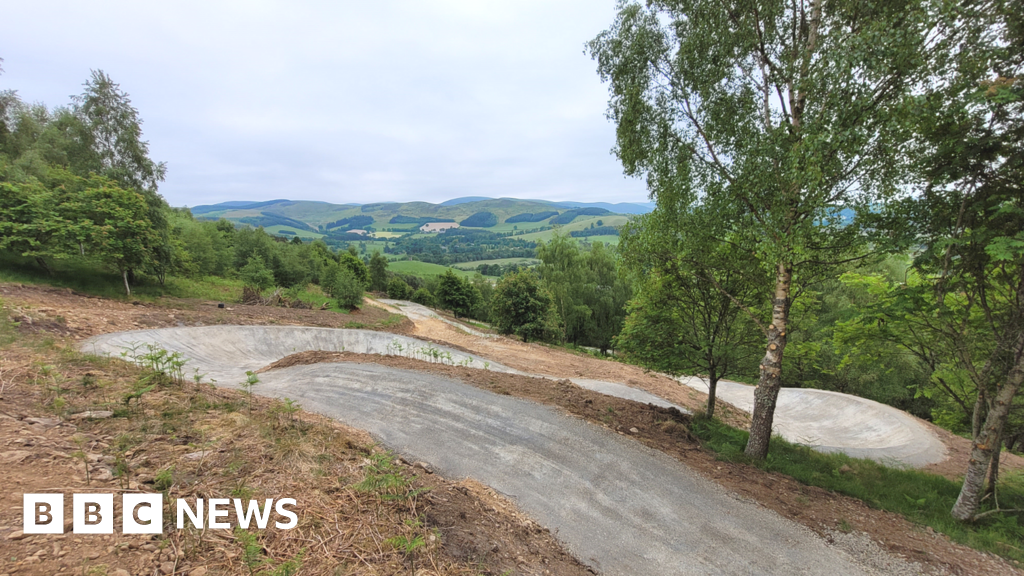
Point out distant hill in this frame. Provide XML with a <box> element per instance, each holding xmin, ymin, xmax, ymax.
<box><xmin>184</xmin><ymin>196</ymin><xmax>648</xmax><ymax>237</ymax></box>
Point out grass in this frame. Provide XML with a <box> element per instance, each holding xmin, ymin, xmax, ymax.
<box><xmin>265</xmin><ymin>225</ymin><xmax>324</xmax><ymax>239</ymax></box>
<box><xmin>691</xmin><ymin>416</ymin><xmax>1024</xmax><ymax>564</ymax></box>
<box><xmin>452</xmin><ymin>257</ymin><xmax>540</xmax><ymax>270</ymax></box>
<box><xmin>517</xmin><ymin>215</ymin><xmax>631</xmax><ymax>243</ymax></box>
<box><xmin>388</xmin><ymin>260</ymin><xmax>479</xmax><ymax>279</ymax></box>
<box><xmin>0</xmin><ymin>253</ymin><xmax>244</xmax><ymax>302</ymax></box>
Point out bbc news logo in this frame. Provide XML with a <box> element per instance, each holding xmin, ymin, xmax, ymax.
<box><xmin>23</xmin><ymin>494</ymin><xmax>297</xmax><ymax>534</ymax></box>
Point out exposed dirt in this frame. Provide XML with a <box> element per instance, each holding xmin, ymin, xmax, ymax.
<box><xmin>0</xmin><ymin>332</ymin><xmax>589</xmax><ymax>575</ymax></box>
<box><xmin>0</xmin><ymin>283</ymin><xmax>412</xmax><ymax>340</ymax></box>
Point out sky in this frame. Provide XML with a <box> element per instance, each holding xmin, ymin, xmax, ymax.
<box><xmin>0</xmin><ymin>0</ymin><xmax>651</xmax><ymax>208</ymax></box>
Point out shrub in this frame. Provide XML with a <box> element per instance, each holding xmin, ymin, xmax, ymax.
<box><xmin>411</xmin><ymin>288</ymin><xmax>436</xmax><ymax>307</ymax></box>
<box><xmin>239</xmin><ymin>255</ymin><xmax>275</xmax><ymax>294</ymax></box>
<box><xmin>387</xmin><ymin>277</ymin><xmax>411</xmax><ymax>299</ymax></box>
<box><xmin>322</xmin><ymin>262</ymin><xmax>364</xmax><ymax>308</ymax></box>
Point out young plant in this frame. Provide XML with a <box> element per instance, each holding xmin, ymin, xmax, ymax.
<box><xmin>241</xmin><ymin>370</ymin><xmax>260</xmax><ymax>414</ymax></box>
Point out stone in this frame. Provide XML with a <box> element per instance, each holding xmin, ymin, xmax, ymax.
<box><xmin>69</xmin><ymin>411</ymin><xmax>114</xmax><ymax>421</ymax></box>
<box><xmin>413</xmin><ymin>461</ymin><xmax>434</xmax><ymax>474</ymax></box>
<box><xmin>112</xmin><ymin>570</ymin><xmax>131</xmax><ymax>576</ymax></box>
<box><xmin>23</xmin><ymin>417</ymin><xmax>60</xmax><ymax>428</ymax></box>
<box><xmin>0</xmin><ymin>451</ymin><xmax>32</xmax><ymax>464</ymax></box>
<box><xmin>6</xmin><ymin>530</ymin><xmax>26</xmax><ymax>540</ymax></box>
<box><xmin>160</xmin><ymin>561</ymin><xmax>176</xmax><ymax>574</ymax></box>
<box><xmin>629</xmin><ymin>427</ymin><xmax>639</xmax><ymax>434</ymax></box>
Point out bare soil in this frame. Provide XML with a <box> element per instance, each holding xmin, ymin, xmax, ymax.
<box><xmin>0</xmin><ymin>329</ymin><xmax>589</xmax><ymax>575</ymax></box>
<box><xmin>0</xmin><ymin>283</ymin><xmax>412</xmax><ymax>340</ymax></box>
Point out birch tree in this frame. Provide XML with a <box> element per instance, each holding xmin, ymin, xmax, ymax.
<box><xmin>589</xmin><ymin>0</ymin><xmax>934</xmax><ymax>458</ymax></box>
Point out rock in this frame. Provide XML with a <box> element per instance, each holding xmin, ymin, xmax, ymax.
<box><xmin>23</xmin><ymin>417</ymin><xmax>60</xmax><ymax>428</ymax></box>
<box><xmin>160</xmin><ymin>561</ymin><xmax>176</xmax><ymax>574</ymax></box>
<box><xmin>112</xmin><ymin>570</ymin><xmax>131</xmax><ymax>576</ymax></box>
<box><xmin>142</xmin><ymin>544</ymin><xmax>157</xmax><ymax>552</ymax></box>
<box><xmin>183</xmin><ymin>450</ymin><xmax>210</xmax><ymax>461</ymax></box>
<box><xmin>0</xmin><ymin>450</ymin><xmax>32</xmax><ymax>464</ymax></box>
<box><xmin>85</xmin><ymin>551</ymin><xmax>101</xmax><ymax>560</ymax></box>
<box><xmin>629</xmin><ymin>427</ymin><xmax>639</xmax><ymax>434</ymax></box>
<box><xmin>414</xmin><ymin>461</ymin><xmax>434</xmax><ymax>474</ymax></box>
<box><xmin>69</xmin><ymin>411</ymin><xmax>114</xmax><ymax>421</ymax></box>
<box><xmin>189</xmin><ymin>567</ymin><xmax>208</xmax><ymax>576</ymax></box>
<box><xmin>7</xmin><ymin>530</ymin><xmax>26</xmax><ymax>540</ymax></box>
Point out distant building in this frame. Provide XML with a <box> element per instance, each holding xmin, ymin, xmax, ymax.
<box><xmin>419</xmin><ymin>222</ymin><xmax>460</xmax><ymax>233</ymax></box>
<box><xmin>348</xmin><ymin>229</ymin><xmax>369</xmax><ymax>236</ymax></box>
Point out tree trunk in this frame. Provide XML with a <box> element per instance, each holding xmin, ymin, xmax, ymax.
<box><xmin>951</xmin><ymin>342</ymin><xmax>1024</xmax><ymax>520</ymax></box>
<box><xmin>985</xmin><ymin>433</ymin><xmax>1002</xmax><ymax>500</ymax></box>
<box><xmin>706</xmin><ymin>375</ymin><xmax>718</xmax><ymax>420</ymax></box>
<box><xmin>744</xmin><ymin>262</ymin><xmax>792</xmax><ymax>460</ymax></box>
<box><xmin>35</xmin><ymin>257</ymin><xmax>52</xmax><ymax>276</ymax></box>
<box><xmin>122</xmin><ymin>269</ymin><xmax>132</xmax><ymax>297</ymax></box>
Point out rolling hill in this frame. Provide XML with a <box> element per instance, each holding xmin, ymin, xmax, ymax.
<box><xmin>185</xmin><ymin>197</ymin><xmax>649</xmax><ymax>234</ymax></box>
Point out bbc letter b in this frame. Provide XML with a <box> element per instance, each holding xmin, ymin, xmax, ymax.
<box><xmin>23</xmin><ymin>494</ymin><xmax>64</xmax><ymax>534</ymax></box>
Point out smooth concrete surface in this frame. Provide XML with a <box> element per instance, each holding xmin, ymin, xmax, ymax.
<box><xmin>83</xmin><ymin>324</ymin><xmax>946</xmax><ymax>468</ymax></box>
<box><xmin>379</xmin><ymin>299</ymin><xmax>494</xmax><ymax>337</ymax></box>
<box><xmin>677</xmin><ymin>376</ymin><xmax>947</xmax><ymax>467</ymax></box>
<box><xmin>81</xmin><ymin>325</ymin><xmax>518</xmax><ymax>385</ymax></box>
<box><xmin>81</xmin><ymin>326</ymin><xmax>879</xmax><ymax>575</ymax></box>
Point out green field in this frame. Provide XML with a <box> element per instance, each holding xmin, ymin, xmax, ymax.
<box><xmin>517</xmin><ymin>214</ymin><xmax>630</xmax><ymax>243</ymax></box>
<box><xmin>265</xmin><ymin>225</ymin><xmax>324</xmax><ymax>239</ymax></box>
<box><xmin>487</xmin><ymin>222</ymin><xmax>551</xmax><ymax>234</ymax></box>
<box><xmin>388</xmin><ymin>260</ymin><xmax>481</xmax><ymax>279</ymax></box>
<box><xmin>453</xmin><ymin>257</ymin><xmax>540</xmax><ymax>270</ymax></box>
<box><xmin>581</xmin><ymin>235</ymin><xmax>621</xmax><ymax>245</ymax></box>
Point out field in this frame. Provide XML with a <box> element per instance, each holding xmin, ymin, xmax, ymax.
<box><xmin>517</xmin><ymin>214</ymin><xmax>631</xmax><ymax>243</ymax></box>
<box><xmin>265</xmin><ymin>225</ymin><xmax>324</xmax><ymax>239</ymax></box>
<box><xmin>453</xmin><ymin>257</ymin><xmax>540</xmax><ymax>270</ymax></box>
<box><xmin>583</xmin><ymin>235</ymin><xmax>620</xmax><ymax>245</ymax></box>
<box><xmin>389</xmin><ymin>260</ymin><xmax>483</xmax><ymax>279</ymax></box>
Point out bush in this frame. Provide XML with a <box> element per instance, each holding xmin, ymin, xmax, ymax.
<box><xmin>411</xmin><ymin>288</ymin><xmax>436</xmax><ymax>308</ymax></box>
<box><xmin>491</xmin><ymin>270</ymin><xmax>559</xmax><ymax>342</ymax></box>
<box><xmin>387</xmin><ymin>277</ymin><xmax>411</xmax><ymax>299</ymax></box>
<box><xmin>239</xmin><ymin>255</ymin><xmax>275</xmax><ymax>294</ymax></box>
<box><xmin>322</xmin><ymin>262</ymin><xmax>364</xmax><ymax>308</ymax></box>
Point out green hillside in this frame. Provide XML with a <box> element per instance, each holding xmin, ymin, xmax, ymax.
<box><xmin>192</xmin><ymin>198</ymin><xmax>634</xmax><ymax>234</ymax></box>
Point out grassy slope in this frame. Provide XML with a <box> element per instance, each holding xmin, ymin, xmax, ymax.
<box><xmin>209</xmin><ymin>198</ymin><xmax>630</xmax><ymax>230</ymax></box>
<box><xmin>452</xmin><ymin>257</ymin><xmax>540</xmax><ymax>270</ymax></box>
<box><xmin>691</xmin><ymin>417</ymin><xmax>1024</xmax><ymax>564</ymax></box>
<box><xmin>0</xmin><ymin>254</ymin><xmax>244</xmax><ymax>302</ymax></box>
<box><xmin>389</xmin><ymin>261</ymin><xmax>481</xmax><ymax>279</ymax></box>
<box><xmin>518</xmin><ymin>214</ymin><xmax>631</xmax><ymax>243</ymax></box>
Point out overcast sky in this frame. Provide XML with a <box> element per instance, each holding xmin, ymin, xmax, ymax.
<box><xmin>0</xmin><ymin>0</ymin><xmax>651</xmax><ymax>208</ymax></box>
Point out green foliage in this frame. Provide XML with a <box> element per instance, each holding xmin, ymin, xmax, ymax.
<box><xmin>536</xmin><ymin>233</ymin><xmax>631</xmax><ymax>351</ymax></box>
<box><xmin>322</xmin><ymin>262</ymin><xmax>364</xmax><ymax>308</ymax></box>
<box><xmin>458</xmin><ymin>211</ymin><xmax>498</xmax><ymax>227</ymax></box>
<box><xmin>491</xmin><ymin>270</ymin><xmax>558</xmax><ymax>343</ymax></box>
<box><xmin>239</xmin><ymin>255</ymin><xmax>275</xmax><ymax>294</ymax></box>
<box><xmin>368</xmin><ymin>250</ymin><xmax>389</xmax><ymax>292</ymax></box>
<box><xmin>435</xmin><ymin>269</ymin><xmax>477</xmax><ymax>319</ymax></box>
<box><xmin>690</xmin><ymin>416</ymin><xmax>1024</xmax><ymax>563</ymax></box>
<box><xmin>410</xmin><ymin>287</ymin><xmax>435</xmax><ymax>308</ymax></box>
<box><xmin>387</xmin><ymin>277</ymin><xmax>412</xmax><ymax>300</ymax></box>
